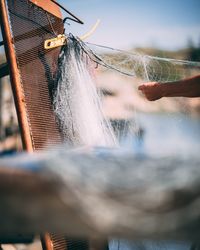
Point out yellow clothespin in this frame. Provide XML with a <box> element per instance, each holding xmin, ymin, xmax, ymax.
<box><xmin>44</xmin><ymin>34</ymin><xmax>67</xmax><ymax>50</ymax></box>
<box><xmin>44</xmin><ymin>20</ymin><xmax>100</xmax><ymax>50</ymax></box>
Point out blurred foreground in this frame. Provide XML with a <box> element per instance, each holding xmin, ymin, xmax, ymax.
<box><xmin>0</xmin><ymin>147</ymin><xmax>200</xmax><ymax>240</ymax></box>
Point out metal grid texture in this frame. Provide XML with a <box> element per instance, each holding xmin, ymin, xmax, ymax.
<box><xmin>49</xmin><ymin>235</ymin><xmax>89</xmax><ymax>250</ymax></box>
<box><xmin>6</xmin><ymin>0</ymin><xmax>63</xmax><ymax>150</ymax></box>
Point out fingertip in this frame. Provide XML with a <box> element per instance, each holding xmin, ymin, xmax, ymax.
<box><xmin>138</xmin><ymin>85</ymin><xmax>144</xmax><ymax>90</ymax></box>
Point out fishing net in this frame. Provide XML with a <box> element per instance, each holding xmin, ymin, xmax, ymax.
<box><xmin>56</xmin><ymin>36</ymin><xmax>200</xmax><ymax>148</ymax></box>
<box><xmin>84</xmin><ymin>42</ymin><xmax>200</xmax><ymax>82</ymax></box>
<box><xmin>53</xmin><ymin>36</ymin><xmax>117</xmax><ymax>147</ymax></box>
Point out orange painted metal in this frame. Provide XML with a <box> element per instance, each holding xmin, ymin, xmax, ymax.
<box><xmin>0</xmin><ymin>0</ymin><xmax>33</xmax><ymax>152</ymax></box>
<box><xmin>41</xmin><ymin>234</ymin><xmax>54</xmax><ymax>250</ymax></box>
<box><xmin>29</xmin><ymin>0</ymin><xmax>62</xmax><ymax>19</ymax></box>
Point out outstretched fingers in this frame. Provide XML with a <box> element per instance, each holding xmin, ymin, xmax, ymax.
<box><xmin>138</xmin><ymin>82</ymin><xmax>163</xmax><ymax>101</ymax></box>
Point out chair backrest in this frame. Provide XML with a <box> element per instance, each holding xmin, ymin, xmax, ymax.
<box><xmin>0</xmin><ymin>0</ymin><xmax>63</xmax><ymax>152</ymax></box>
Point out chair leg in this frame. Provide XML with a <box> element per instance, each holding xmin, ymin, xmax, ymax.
<box><xmin>40</xmin><ymin>234</ymin><xmax>109</xmax><ymax>250</ymax></box>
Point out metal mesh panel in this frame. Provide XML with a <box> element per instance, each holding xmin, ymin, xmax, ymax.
<box><xmin>1</xmin><ymin>1</ymin><xmax>117</xmax><ymax>249</ymax></box>
<box><xmin>3</xmin><ymin>1</ymin><xmax>91</xmax><ymax>250</ymax></box>
<box><xmin>50</xmin><ymin>234</ymin><xmax>68</xmax><ymax>250</ymax></box>
<box><xmin>7</xmin><ymin>0</ymin><xmax>63</xmax><ymax>150</ymax></box>
<box><xmin>49</xmin><ymin>235</ymin><xmax>89</xmax><ymax>250</ymax></box>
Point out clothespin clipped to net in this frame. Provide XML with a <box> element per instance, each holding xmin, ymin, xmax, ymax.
<box><xmin>44</xmin><ymin>20</ymin><xmax>100</xmax><ymax>50</ymax></box>
<box><xmin>44</xmin><ymin>34</ymin><xmax>67</xmax><ymax>49</ymax></box>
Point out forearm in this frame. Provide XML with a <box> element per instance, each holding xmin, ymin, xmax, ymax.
<box><xmin>160</xmin><ymin>75</ymin><xmax>200</xmax><ymax>98</ymax></box>
<box><xmin>138</xmin><ymin>75</ymin><xmax>200</xmax><ymax>101</ymax></box>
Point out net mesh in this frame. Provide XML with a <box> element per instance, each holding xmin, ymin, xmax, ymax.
<box><xmin>53</xmin><ymin>37</ymin><xmax>117</xmax><ymax>147</ymax></box>
<box><xmin>85</xmin><ymin>42</ymin><xmax>200</xmax><ymax>82</ymax></box>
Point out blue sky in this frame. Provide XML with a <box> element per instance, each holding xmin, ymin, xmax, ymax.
<box><xmin>0</xmin><ymin>0</ymin><xmax>200</xmax><ymax>52</ymax></box>
<box><xmin>60</xmin><ymin>0</ymin><xmax>200</xmax><ymax>50</ymax></box>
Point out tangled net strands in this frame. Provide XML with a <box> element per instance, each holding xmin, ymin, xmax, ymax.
<box><xmin>67</xmin><ymin>35</ymin><xmax>200</xmax><ymax>82</ymax></box>
<box><xmin>53</xmin><ymin>35</ymin><xmax>117</xmax><ymax>147</ymax></box>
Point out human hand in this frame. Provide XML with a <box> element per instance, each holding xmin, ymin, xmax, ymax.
<box><xmin>138</xmin><ymin>82</ymin><xmax>163</xmax><ymax>101</ymax></box>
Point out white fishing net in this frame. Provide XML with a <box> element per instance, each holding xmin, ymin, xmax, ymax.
<box><xmin>53</xmin><ymin>37</ymin><xmax>117</xmax><ymax>147</ymax></box>
<box><xmin>86</xmin><ymin>42</ymin><xmax>200</xmax><ymax>82</ymax></box>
